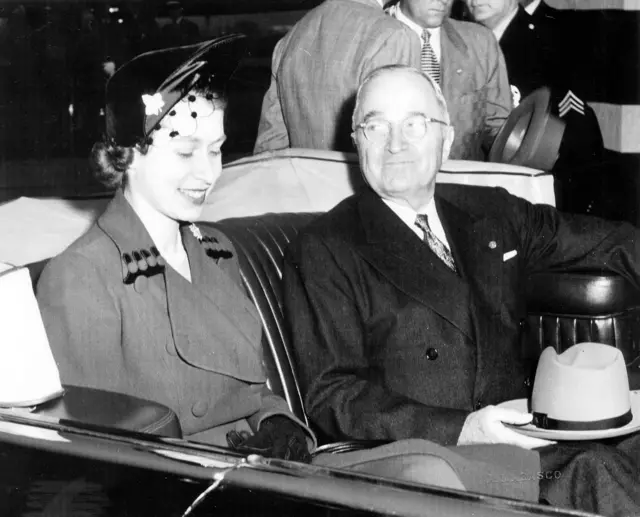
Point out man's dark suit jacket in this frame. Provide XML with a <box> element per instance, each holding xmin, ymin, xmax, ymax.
<box><xmin>283</xmin><ymin>185</ymin><xmax>640</xmax><ymax>446</ymax></box>
<box><xmin>499</xmin><ymin>6</ymin><xmax>605</xmax><ymax>216</ymax></box>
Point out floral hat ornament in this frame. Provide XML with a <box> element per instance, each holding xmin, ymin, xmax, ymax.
<box><xmin>105</xmin><ymin>34</ymin><xmax>247</xmax><ymax>147</ymax></box>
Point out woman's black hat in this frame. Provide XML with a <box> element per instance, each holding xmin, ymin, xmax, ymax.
<box><xmin>105</xmin><ymin>34</ymin><xmax>247</xmax><ymax>147</ymax></box>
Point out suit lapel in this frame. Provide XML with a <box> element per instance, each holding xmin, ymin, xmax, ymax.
<box><xmin>440</xmin><ymin>20</ymin><xmax>474</xmax><ymax>102</ymax></box>
<box><xmin>356</xmin><ymin>190</ymin><xmax>474</xmax><ymax>340</ymax></box>
<box><xmin>436</xmin><ymin>192</ymin><xmax>504</xmax><ymax>322</ymax></box>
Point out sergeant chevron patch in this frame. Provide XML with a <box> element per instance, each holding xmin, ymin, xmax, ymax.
<box><xmin>558</xmin><ymin>90</ymin><xmax>585</xmax><ymax>117</ymax></box>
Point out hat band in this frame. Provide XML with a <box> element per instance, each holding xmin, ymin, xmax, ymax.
<box><xmin>532</xmin><ymin>410</ymin><xmax>633</xmax><ymax>431</ymax></box>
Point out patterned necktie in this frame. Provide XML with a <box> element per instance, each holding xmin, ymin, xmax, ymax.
<box><xmin>415</xmin><ymin>214</ymin><xmax>457</xmax><ymax>273</ymax></box>
<box><xmin>420</xmin><ymin>29</ymin><xmax>440</xmax><ymax>85</ymax></box>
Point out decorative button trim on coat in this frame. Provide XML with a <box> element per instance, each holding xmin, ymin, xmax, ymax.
<box><xmin>189</xmin><ymin>223</ymin><xmax>234</xmax><ymax>262</ymax></box>
<box><xmin>122</xmin><ymin>246</ymin><xmax>166</xmax><ymax>284</ymax></box>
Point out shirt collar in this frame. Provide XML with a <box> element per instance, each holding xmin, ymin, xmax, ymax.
<box><xmin>492</xmin><ymin>5</ymin><xmax>519</xmax><ymax>41</ymax></box>
<box><xmin>389</xmin><ymin>4</ymin><xmax>442</xmax><ymax>58</ymax></box>
<box><xmin>381</xmin><ymin>196</ymin><xmax>447</xmax><ymax>246</ymax></box>
<box><xmin>525</xmin><ymin>0</ymin><xmax>542</xmax><ymax>15</ymax></box>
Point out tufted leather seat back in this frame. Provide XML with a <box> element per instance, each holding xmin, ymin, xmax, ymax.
<box><xmin>209</xmin><ymin>213</ymin><xmax>319</xmax><ymax>425</ymax></box>
<box><xmin>525</xmin><ymin>271</ymin><xmax>640</xmax><ymax>368</ymax></box>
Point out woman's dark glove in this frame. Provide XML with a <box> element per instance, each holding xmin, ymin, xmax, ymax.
<box><xmin>226</xmin><ymin>416</ymin><xmax>312</xmax><ymax>463</ymax></box>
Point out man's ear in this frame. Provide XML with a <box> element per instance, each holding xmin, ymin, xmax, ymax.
<box><xmin>441</xmin><ymin>125</ymin><xmax>455</xmax><ymax>163</ymax></box>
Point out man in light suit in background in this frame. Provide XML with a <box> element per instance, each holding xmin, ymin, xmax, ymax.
<box><xmin>253</xmin><ymin>0</ymin><xmax>421</xmax><ymax>154</ymax></box>
<box><xmin>387</xmin><ymin>0</ymin><xmax>512</xmax><ymax>160</ymax></box>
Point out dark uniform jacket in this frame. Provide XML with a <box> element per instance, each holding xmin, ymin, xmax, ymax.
<box><xmin>36</xmin><ymin>191</ymin><xmax>311</xmax><ymax>447</ymax></box>
<box><xmin>283</xmin><ymin>185</ymin><xmax>640</xmax><ymax>447</ymax></box>
<box><xmin>499</xmin><ymin>6</ymin><xmax>605</xmax><ymax>215</ymax></box>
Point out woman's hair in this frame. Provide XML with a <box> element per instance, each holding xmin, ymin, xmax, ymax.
<box><xmin>92</xmin><ymin>86</ymin><xmax>227</xmax><ymax>189</ymax></box>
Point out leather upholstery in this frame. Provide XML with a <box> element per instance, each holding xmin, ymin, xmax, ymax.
<box><xmin>525</xmin><ymin>271</ymin><xmax>640</xmax><ymax>368</ymax></box>
<box><xmin>210</xmin><ymin>213</ymin><xmax>318</xmax><ymax>425</ymax></box>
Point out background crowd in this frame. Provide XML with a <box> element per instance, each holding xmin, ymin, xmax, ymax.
<box><xmin>0</xmin><ymin>0</ymin><xmax>293</xmax><ymax>160</ymax></box>
<box><xmin>0</xmin><ymin>0</ymin><xmax>633</xmax><ymax>223</ymax></box>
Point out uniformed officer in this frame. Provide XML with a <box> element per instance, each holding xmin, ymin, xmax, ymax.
<box><xmin>464</xmin><ymin>0</ymin><xmax>606</xmax><ymax>215</ymax></box>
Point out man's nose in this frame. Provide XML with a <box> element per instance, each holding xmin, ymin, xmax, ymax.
<box><xmin>387</xmin><ymin>125</ymin><xmax>406</xmax><ymax>153</ymax></box>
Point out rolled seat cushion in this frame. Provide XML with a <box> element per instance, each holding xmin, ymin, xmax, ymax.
<box><xmin>526</xmin><ymin>271</ymin><xmax>640</xmax><ymax>315</ymax></box>
<box><xmin>525</xmin><ymin>271</ymin><xmax>640</xmax><ymax>367</ymax></box>
<box><xmin>33</xmin><ymin>385</ymin><xmax>182</xmax><ymax>438</ymax></box>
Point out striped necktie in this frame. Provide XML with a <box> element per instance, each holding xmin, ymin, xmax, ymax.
<box><xmin>415</xmin><ymin>214</ymin><xmax>457</xmax><ymax>273</ymax></box>
<box><xmin>420</xmin><ymin>29</ymin><xmax>440</xmax><ymax>85</ymax></box>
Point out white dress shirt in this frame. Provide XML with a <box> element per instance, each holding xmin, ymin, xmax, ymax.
<box><xmin>382</xmin><ymin>198</ymin><xmax>452</xmax><ymax>250</ymax></box>
<box><xmin>525</xmin><ymin>0</ymin><xmax>542</xmax><ymax>15</ymax></box>
<box><xmin>492</xmin><ymin>5</ymin><xmax>520</xmax><ymax>41</ymax></box>
<box><xmin>387</xmin><ymin>4</ymin><xmax>442</xmax><ymax>62</ymax></box>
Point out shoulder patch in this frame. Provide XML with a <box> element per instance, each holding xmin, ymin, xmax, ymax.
<box><xmin>558</xmin><ymin>90</ymin><xmax>585</xmax><ymax>117</ymax></box>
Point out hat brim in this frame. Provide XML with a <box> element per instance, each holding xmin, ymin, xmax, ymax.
<box><xmin>488</xmin><ymin>87</ymin><xmax>566</xmax><ymax>171</ymax></box>
<box><xmin>498</xmin><ymin>390</ymin><xmax>640</xmax><ymax>440</ymax></box>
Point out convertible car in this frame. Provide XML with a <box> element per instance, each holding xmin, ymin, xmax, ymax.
<box><xmin>1</xmin><ymin>148</ymin><xmax>639</xmax><ymax>516</ymax></box>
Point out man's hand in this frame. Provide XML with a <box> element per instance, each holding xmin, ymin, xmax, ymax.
<box><xmin>457</xmin><ymin>405</ymin><xmax>555</xmax><ymax>449</ymax></box>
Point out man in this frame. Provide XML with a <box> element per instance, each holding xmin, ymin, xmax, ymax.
<box><xmin>465</xmin><ymin>0</ymin><xmax>606</xmax><ymax>215</ymax></box>
<box><xmin>283</xmin><ymin>65</ymin><xmax>640</xmax><ymax>516</ymax></box>
<box><xmin>387</xmin><ymin>0</ymin><xmax>512</xmax><ymax>160</ymax></box>
<box><xmin>253</xmin><ymin>0</ymin><xmax>421</xmax><ymax>154</ymax></box>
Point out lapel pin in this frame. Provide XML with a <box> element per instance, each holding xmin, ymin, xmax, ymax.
<box><xmin>488</xmin><ymin>241</ymin><xmax>497</xmax><ymax>249</ymax></box>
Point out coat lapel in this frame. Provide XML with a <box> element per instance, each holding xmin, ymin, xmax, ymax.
<box><xmin>163</xmin><ymin>225</ymin><xmax>265</xmax><ymax>382</ymax></box>
<box><xmin>436</xmin><ymin>192</ymin><xmax>504</xmax><ymax>323</ymax></box>
<box><xmin>356</xmin><ymin>190</ymin><xmax>474</xmax><ymax>340</ymax></box>
<box><xmin>98</xmin><ymin>193</ymin><xmax>265</xmax><ymax>382</ymax></box>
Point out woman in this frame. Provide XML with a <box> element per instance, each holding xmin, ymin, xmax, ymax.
<box><xmin>36</xmin><ymin>35</ymin><xmax>311</xmax><ymax>460</ymax></box>
<box><xmin>35</xmin><ymin>34</ymin><xmax>541</xmax><ymax>501</ymax></box>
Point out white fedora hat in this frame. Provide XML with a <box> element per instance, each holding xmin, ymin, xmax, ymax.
<box><xmin>498</xmin><ymin>343</ymin><xmax>640</xmax><ymax>440</ymax></box>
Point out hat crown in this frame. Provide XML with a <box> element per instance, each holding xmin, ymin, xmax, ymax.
<box><xmin>532</xmin><ymin>343</ymin><xmax>631</xmax><ymax>429</ymax></box>
<box><xmin>558</xmin><ymin>341</ymin><xmax>620</xmax><ymax>369</ymax></box>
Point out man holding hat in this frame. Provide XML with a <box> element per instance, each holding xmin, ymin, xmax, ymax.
<box><xmin>284</xmin><ymin>64</ymin><xmax>640</xmax><ymax>516</ymax></box>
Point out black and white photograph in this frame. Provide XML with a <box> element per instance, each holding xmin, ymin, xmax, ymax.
<box><xmin>0</xmin><ymin>0</ymin><xmax>639</xmax><ymax>515</ymax></box>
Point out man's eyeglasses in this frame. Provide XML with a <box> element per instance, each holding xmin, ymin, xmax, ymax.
<box><xmin>355</xmin><ymin>114</ymin><xmax>448</xmax><ymax>146</ymax></box>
